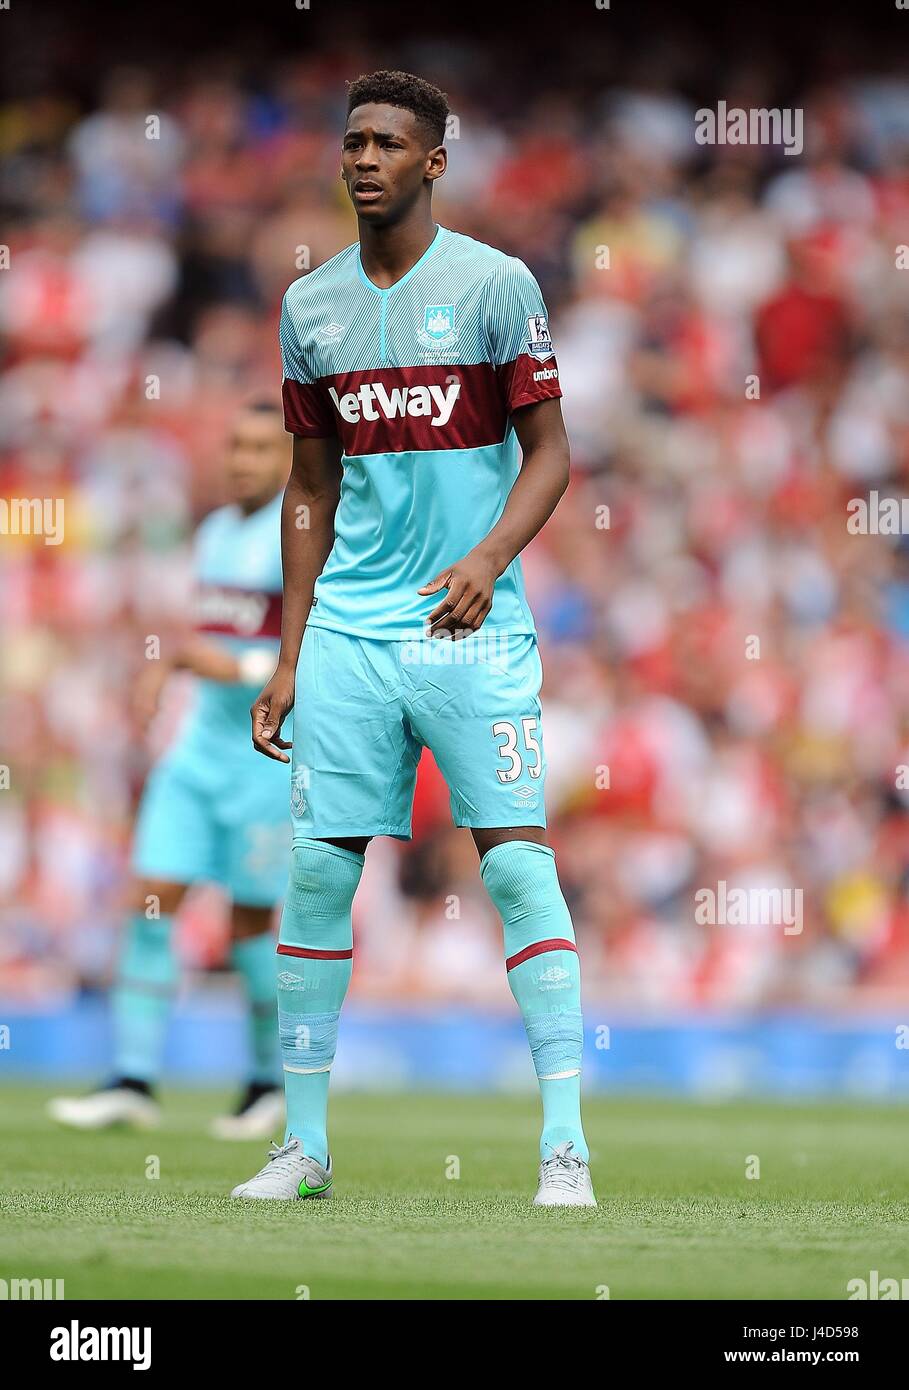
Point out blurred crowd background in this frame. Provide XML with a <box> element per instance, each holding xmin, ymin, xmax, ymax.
<box><xmin>3</xmin><ymin>1</ymin><xmax>909</xmax><ymax>1020</ymax></box>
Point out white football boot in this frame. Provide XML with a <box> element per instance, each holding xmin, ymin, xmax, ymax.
<box><xmin>47</xmin><ymin>1084</ymin><xmax>160</xmax><ymax>1131</ymax></box>
<box><xmin>211</xmin><ymin>1084</ymin><xmax>285</xmax><ymax>1141</ymax></box>
<box><xmin>533</xmin><ymin>1141</ymin><xmax>597</xmax><ymax>1207</ymax></box>
<box><xmin>230</xmin><ymin>1137</ymin><xmax>333</xmax><ymax>1200</ymax></box>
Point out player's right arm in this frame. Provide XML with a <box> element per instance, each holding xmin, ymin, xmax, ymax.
<box><xmin>250</xmin><ymin>434</ymin><xmax>342</xmax><ymax>761</ymax></box>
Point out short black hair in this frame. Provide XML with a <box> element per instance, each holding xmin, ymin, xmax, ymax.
<box><xmin>346</xmin><ymin>69</ymin><xmax>449</xmax><ymax>148</ymax></box>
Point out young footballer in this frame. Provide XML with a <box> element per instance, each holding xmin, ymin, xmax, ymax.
<box><xmin>232</xmin><ymin>72</ymin><xmax>593</xmax><ymax>1205</ymax></box>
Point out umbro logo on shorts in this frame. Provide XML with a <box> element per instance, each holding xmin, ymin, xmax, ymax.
<box><xmin>328</xmin><ymin>381</ymin><xmax>461</xmax><ymax>427</ymax></box>
<box><xmin>511</xmin><ymin>783</ymin><xmax>539</xmax><ymax>811</ymax></box>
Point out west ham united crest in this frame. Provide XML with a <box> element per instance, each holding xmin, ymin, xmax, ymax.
<box><xmin>417</xmin><ymin>303</ymin><xmax>458</xmax><ymax>350</ymax></box>
<box><xmin>526</xmin><ymin>313</ymin><xmax>554</xmax><ymax>361</ymax></box>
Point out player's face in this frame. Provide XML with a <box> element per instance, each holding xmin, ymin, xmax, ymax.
<box><xmin>341</xmin><ymin>103</ymin><xmax>444</xmax><ymax>225</ymax></box>
<box><xmin>226</xmin><ymin>411</ymin><xmax>288</xmax><ymax>508</ymax></box>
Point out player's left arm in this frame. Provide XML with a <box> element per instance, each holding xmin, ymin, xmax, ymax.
<box><xmin>171</xmin><ymin>638</ymin><xmax>246</xmax><ymax>683</ymax></box>
<box><xmin>132</xmin><ymin>638</ymin><xmax>251</xmax><ymax>732</ymax></box>
<box><xmin>419</xmin><ymin>397</ymin><xmax>569</xmax><ymax>637</ymax></box>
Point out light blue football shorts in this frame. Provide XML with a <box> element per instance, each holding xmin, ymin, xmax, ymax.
<box><xmin>290</xmin><ymin>625</ymin><xmax>548</xmax><ymax>841</ymax></box>
<box><xmin>132</xmin><ymin>732</ymin><xmax>291</xmax><ymax>906</ymax></box>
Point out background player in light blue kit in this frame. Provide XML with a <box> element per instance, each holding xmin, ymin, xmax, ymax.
<box><xmin>49</xmin><ymin>402</ymin><xmax>292</xmax><ymax>1139</ymax></box>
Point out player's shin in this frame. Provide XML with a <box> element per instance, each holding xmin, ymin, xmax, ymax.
<box><xmin>276</xmin><ymin>839</ymin><xmax>364</xmax><ymax>1165</ymax></box>
<box><xmin>111</xmin><ymin>912</ymin><xmax>179</xmax><ymax>1084</ymax></box>
<box><xmin>232</xmin><ymin>933</ymin><xmax>280</xmax><ymax>1086</ymax></box>
<box><xmin>480</xmin><ymin>841</ymin><xmax>588</xmax><ymax>1162</ymax></box>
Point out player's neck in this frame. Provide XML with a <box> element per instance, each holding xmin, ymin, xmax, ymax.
<box><xmin>357</xmin><ymin>208</ymin><xmax>438</xmax><ymax>291</ymax></box>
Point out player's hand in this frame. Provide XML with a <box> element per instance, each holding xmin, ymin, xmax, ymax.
<box><xmin>418</xmin><ymin>548</ymin><xmax>498</xmax><ymax>638</ymax></box>
<box><xmin>251</xmin><ymin>666</ymin><xmax>295</xmax><ymax>762</ymax></box>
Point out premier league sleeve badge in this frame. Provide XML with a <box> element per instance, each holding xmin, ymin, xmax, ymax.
<box><xmin>525</xmin><ymin>314</ymin><xmax>555</xmax><ymax>361</ymax></box>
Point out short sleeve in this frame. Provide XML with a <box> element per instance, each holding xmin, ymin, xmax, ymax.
<box><xmin>482</xmin><ymin>258</ymin><xmax>562</xmax><ymax>413</ymax></box>
<box><xmin>279</xmin><ymin>290</ymin><xmax>337</xmax><ymax>438</ymax></box>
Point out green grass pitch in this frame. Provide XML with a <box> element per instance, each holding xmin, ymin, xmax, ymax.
<box><xmin>1</xmin><ymin>1085</ymin><xmax>907</xmax><ymax>1300</ymax></box>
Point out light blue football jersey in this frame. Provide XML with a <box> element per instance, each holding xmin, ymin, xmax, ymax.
<box><xmin>279</xmin><ymin>225</ymin><xmax>562</xmax><ymax>640</ymax></box>
<box><xmin>176</xmin><ymin>490</ymin><xmax>285</xmax><ymax>757</ymax></box>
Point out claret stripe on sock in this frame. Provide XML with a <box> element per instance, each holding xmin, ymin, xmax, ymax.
<box><xmin>277</xmin><ymin>944</ymin><xmax>353</xmax><ymax>961</ymax></box>
<box><xmin>505</xmin><ymin>938</ymin><xmax>578</xmax><ymax>972</ymax></box>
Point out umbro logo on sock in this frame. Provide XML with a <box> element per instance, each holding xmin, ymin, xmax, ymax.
<box><xmin>535</xmin><ymin>965</ymin><xmax>572</xmax><ymax>990</ymax></box>
<box><xmin>277</xmin><ymin>970</ymin><xmax>307</xmax><ymax>991</ymax></box>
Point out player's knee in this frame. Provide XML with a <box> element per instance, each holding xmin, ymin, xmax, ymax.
<box><xmin>480</xmin><ymin>840</ymin><xmax>575</xmax><ymax>948</ymax></box>
<box><xmin>280</xmin><ymin>838</ymin><xmax>364</xmax><ymax>946</ymax></box>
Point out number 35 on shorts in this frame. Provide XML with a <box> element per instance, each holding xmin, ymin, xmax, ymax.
<box><xmin>491</xmin><ymin>717</ymin><xmax>544</xmax><ymax>784</ymax></box>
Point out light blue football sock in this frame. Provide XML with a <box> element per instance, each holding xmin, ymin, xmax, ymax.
<box><xmin>111</xmin><ymin>912</ymin><xmax>179</xmax><ymax>1084</ymax></box>
<box><xmin>231</xmin><ymin>931</ymin><xmax>280</xmax><ymax>1087</ymax></box>
<box><xmin>276</xmin><ymin>839</ymin><xmax>364</xmax><ymax>1166</ymax></box>
<box><xmin>481</xmin><ymin>841</ymin><xmax>589</xmax><ymax>1163</ymax></box>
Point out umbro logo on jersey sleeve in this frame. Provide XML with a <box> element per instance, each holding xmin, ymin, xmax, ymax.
<box><xmin>328</xmin><ymin>380</ymin><xmax>461</xmax><ymax>427</ymax></box>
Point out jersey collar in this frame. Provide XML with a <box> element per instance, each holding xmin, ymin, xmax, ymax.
<box><xmin>356</xmin><ymin>224</ymin><xmax>446</xmax><ymax>295</ymax></box>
